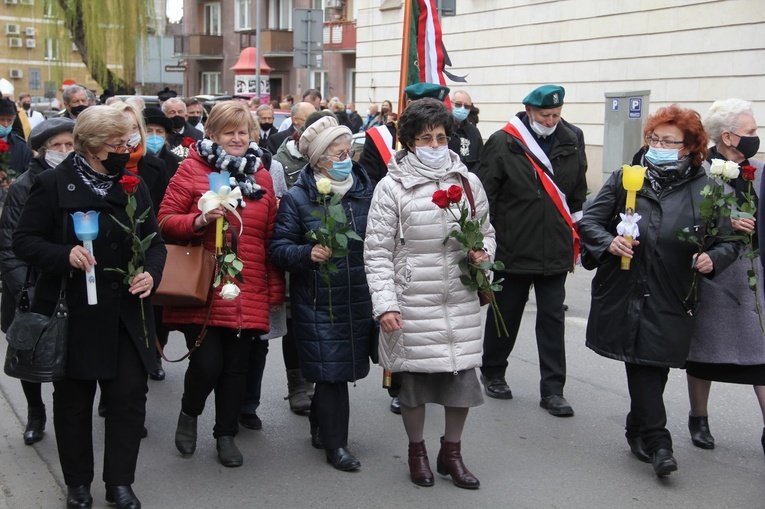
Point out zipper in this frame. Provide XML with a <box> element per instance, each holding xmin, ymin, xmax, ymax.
<box><xmin>312</xmin><ymin>270</ymin><xmax>318</xmax><ymax>310</ymax></box>
<box><xmin>439</xmin><ymin>182</ymin><xmax>458</xmax><ymax>374</ymax></box>
<box><xmin>347</xmin><ymin>201</ymin><xmax>357</xmax><ymax>385</ymax></box>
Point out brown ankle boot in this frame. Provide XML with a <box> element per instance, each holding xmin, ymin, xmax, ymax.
<box><xmin>408</xmin><ymin>441</ymin><xmax>434</xmax><ymax>487</ymax></box>
<box><xmin>436</xmin><ymin>436</ymin><xmax>480</xmax><ymax>489</ymax></box>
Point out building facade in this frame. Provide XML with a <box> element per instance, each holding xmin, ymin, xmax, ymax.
<box><xmin>355</xmin><ymin>0</ymin><xmax>765</xmax><ymax>189</ymax></box>
<box><xmin>176</xmin><ymin>0</ymin><xmax>358</xmax><ymax>103</ymax></box>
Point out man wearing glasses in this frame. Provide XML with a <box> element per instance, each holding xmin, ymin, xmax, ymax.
<box><xmin>476</xmin><ymin>85</ymin><xmax>588</xmax><ymax>417</ymax></box>
<box><xmin>448</xmin><ymin>90</ymin><xmax>483</xmax><ymax>173</ymax></box>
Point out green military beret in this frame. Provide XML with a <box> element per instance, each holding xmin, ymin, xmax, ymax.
<box><xmin>404</xmin><ymin>82</ymin><xmax>451</xmax><ymax>102</ymax></box>
<box><xmin>522</xmin><ymin>85</ymin><xmax>565</xmax><ymax>108</ymax></box>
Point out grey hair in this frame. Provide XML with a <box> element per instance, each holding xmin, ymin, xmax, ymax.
<box><xmin>85</xmin><ymin>89</ymin><xmax>96</xmax><ymax>105</ymax></box>
<box><xmin>290</xmin><ymin>103</ymin><xmax>301</xmax><ymax>117</ymax></box>
<box><xmin>62</xmin><ymin>84</ymin><xmax>86</xmax><ymax>105</ymax></box>
<box><xmin>257</xmin><ymin>104</ymin><xmax>274</xmax><ymax>114</ymax></box>
<box><xmin>325</xmin><ymin>133</ymin><xmax>352</xmax><ymax>154</ymax></box>
<box><xmin>703</xmin><ymin>98</ymin><xmax>754</xmax><ymax>145</ymax></box>
<box><xmin>125</xmin><ymin>96</ymin><xmax>145</xmax><ymax>110</ymax></box>
<box><xmin>162</xmin><ymin>97</ymin><xmax>186</xmax><ymax>115</ymax></box>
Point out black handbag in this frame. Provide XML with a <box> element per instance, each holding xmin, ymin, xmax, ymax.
<box><xmin>4</xmin><ymin>271</ymin><xmax>68</xmax><ymax>383</ymax></box>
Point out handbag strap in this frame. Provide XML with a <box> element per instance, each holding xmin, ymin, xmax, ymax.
<box><xmin>459</xmin><ymin>174</ymin><xmax>476</xmax><ymax>218</ymax></box>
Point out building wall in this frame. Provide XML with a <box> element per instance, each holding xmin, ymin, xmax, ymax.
<box><xmin>355</xmin><ymin>0</ymin><xmax>765</xmax><ymax>190</ymax></box>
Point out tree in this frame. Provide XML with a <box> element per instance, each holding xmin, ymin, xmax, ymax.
<box><xmin>55</xmin><ymin>0</ymin><xmax>154</xmax><ymax>94</ymax></box>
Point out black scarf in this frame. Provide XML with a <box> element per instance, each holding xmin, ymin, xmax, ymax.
<box><xmin>642</xmin><ymin>155</ymin><xmax>694</xmax><ymax>194</ymax></box>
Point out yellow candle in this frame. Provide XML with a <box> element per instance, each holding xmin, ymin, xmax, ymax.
<box><xmin>620</xmin><ymin>165</ymin><xmax>646</xmax><ymax>270</ymax></box>
<box><xmin>215</xmin><ymin>216</ymin><xmax>223</xmax><ymax>255</ymax></box>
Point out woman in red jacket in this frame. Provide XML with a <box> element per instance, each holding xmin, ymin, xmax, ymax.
<box><xmin>158</xmin><ymin>101</ymin><xmax>284</xmax><ymax>468</ymax></box>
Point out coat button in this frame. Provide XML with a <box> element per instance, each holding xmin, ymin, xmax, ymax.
<box><xmin>111</xmin><ymin>283</ymin><xmax>119</xmax><ymax>290</ymax></box>
<box><xmin>110</xmin><ymin>242</ymin><xmax>118</xmax><ymax>250</ymax></box>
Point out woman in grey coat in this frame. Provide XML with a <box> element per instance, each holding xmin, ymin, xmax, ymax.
<box><xmin>686</xmin><ymin>99</ymin><xmax>765</xmax><ymax>457</ymax></box>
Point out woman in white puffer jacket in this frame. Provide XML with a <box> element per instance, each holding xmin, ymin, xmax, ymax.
<box><xmin>364</xmin><ymin>98</ymin><xmax>496</xmax><ymax>490</ymax></box>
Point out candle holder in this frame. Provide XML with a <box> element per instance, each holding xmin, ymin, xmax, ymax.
<box><xmin>71</xmin><ymin>211</ymin><xmax>100</xmax><ymax>305</ymax></box>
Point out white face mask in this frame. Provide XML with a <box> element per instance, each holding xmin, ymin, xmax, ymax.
<box><xmin>415</xmin><ymin>146</ymin><xmax>449</xmax><ymax>168</ymax></box>
<box><xmin>530</xmin><ymin>119</ymin><xmax>557</xmax><ymax>138</ymax></box>
<box><xmin>45</xmin><ymin>149</ymin><xmax>70</xmax><ymax>168</ymax></box>
<box><xmin>128</xmin><ymin>131</ymin><xmax>141</xmax><ymax>148</ymax></box>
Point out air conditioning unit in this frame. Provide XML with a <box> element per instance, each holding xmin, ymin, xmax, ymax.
<box><xmin>6</xmin><ymin>24</ymin><xmax>20</xmax><ymax>35</ymax></box>
<box><xmin>4</xmin><ymin>0</ymin><xmax>20</xmax><ymax>5</ymax></box>
<box><xmin>20</xmin><ymin>0</ymin><xmax>34</xmax><ymax>5</ymax></box>
<box><xmin>8</xmin><ymin>37</ymin><xmax>22</xmax><ymax>48</ymax></box>
<box><xmin>25</xmin><ymin>27</ymin><xmax>35</xmax><ymax>36</ymax></box>
<box><xmin>25</xmin><ymin>38</ymin><xmax>35</xmax><ymax>48</ymax></box>
<box><xmin>9</xmin><ymin>69</ymin><xmax>23</xmax><ymax>79</ymax></box>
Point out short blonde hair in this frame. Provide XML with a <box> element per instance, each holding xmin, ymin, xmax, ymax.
<box><xmin>110</xmin><ymin>101</ymin><xmax>146</xmax><ymax>148</ymax></box>
<box><xmin>205</xmin><ymin>101</ymin><xmax>256</xmax><ymax>140</ymax></box>
<box><xmin>73</xmin><ymin>106</ymin><xmax>133</xmax><ymax>156</ymax></box>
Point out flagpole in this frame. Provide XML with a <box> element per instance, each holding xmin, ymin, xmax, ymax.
<box><xmin>397</xmin><ymin>0</ymin><xmax>413</xmax><ymax>118</ymax></box>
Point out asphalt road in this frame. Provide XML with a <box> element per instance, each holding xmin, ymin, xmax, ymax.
<box><xmin>1</xmin><ymin>268</ymin><xmax>764</xmax><ymax>508</ymax></box>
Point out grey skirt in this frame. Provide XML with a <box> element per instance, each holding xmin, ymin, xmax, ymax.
<box><xmin>398</xmin><ymin>369</ymin><xmax>484</xmax><ymax>408</ymax></box>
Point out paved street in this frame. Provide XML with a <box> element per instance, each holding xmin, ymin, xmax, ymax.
<box><xmin>1</xmin><ymin>268</ymin><xmax>764</xmax><ymax>508</ymax></box>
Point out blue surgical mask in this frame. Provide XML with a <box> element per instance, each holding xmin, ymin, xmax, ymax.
<box><xmin>453</xmin><ymin>107</ymin><xmax>469</xmax><ymax>122</ymax></box>
<box><xmin>327</xmin><ymin>158</ymin><xmax>353</xmax><ymax>181</ymax></box>
<box><xmin>145</xmin><ymin>134</ymin><xmax>165</xmax><ymax>155</ymax></box>
<box><xmin>0</xmin><ymin>124</ymin><xmax>12</xmax><ymax>139</ymax></box>
<box><xmin>345</xmin><ymin>109</ymin><xmax>352</xmax><ymax>115</ymax></box>
<box><xmin>644</xmin><ymin>146</ymin><xmax>679</xmax><ymax>166</ymax></box>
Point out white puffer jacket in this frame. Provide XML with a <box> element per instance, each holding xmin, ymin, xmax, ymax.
<box><xmin>364</xmin><ymin>150</ymin><xmax>496</xmax><ymax>374</ymax></box>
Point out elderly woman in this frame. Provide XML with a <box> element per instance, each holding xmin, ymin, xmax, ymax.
<box><xmin>158</xmin><ymin>101</ymin><xmax>283</xmax><ymax>468</ymax></box>
<box><xmin>142</xmin><ymin>107</ymin><xmax>182</xmax><ymax>181</ymax></box>
<box><xmin>0</xmin><ymin>117</ymin><xmax>74</xmax><ymax>446</ymax></box>
<box><xmin>269</xmin><ymin>115</ymin><xmax>375</xmax><ymax>472</ymax></box>
<box><xmin>578</xmin><ymin>105</ymin><xmax>738</xmax><ymax>477</ymax></box>
<box><xmin>684</xmin><ymin>99</ymin><xmax>765</xmax><ymax>456</ymax></box>
<box><xmin>12</xmin><ymin>106</ymin><xmax>166</xmax><ymax>509</ymax></box>
<box><xmin>364</xmin><ymin>98</ymin><xmax>495</xmax><ymax>489</ymax></box>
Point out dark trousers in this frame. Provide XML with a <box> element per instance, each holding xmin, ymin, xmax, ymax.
<box><xmin>482</xmin><ymin>272</ymin><xmax>568</xmax><ymax>397</ymax></box>
<box><xmin>310</xmin><ymin>382</ymin><xmax>350</xmax><ymax>450</ymax></box>
<box><xmin>625</xmin><ymin>362</ymin><xmax>672</xmax><ymax>453</ymax></box>
<box><xmin>21</xmin><ymin>379</ymin><xmax>44</xmax><ymax>408</ymax></box>
<box><xmin>153</xmin><ymin>304</ymin><xmax>169</xmax><ymax>363</ymax></box>
<box><xmin>53</xmin><ymin>329</ymin><xmax>147</xmax><ymax>487</ymax></box>
<box><xmin>240</xmin><ymin>339</ymin><xmax>269</xmax><ymax>415</ymax></box>
<box><xmin>181</xmin><ymin>325</ymin><xmax>252</xmax><ymax>438</ymax></box>
<box><xmin>281</xmin><ymin>318</ymin><xmax>301</xmax><ymax>370</ymax></box>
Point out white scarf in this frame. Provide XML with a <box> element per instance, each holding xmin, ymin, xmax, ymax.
<box><xmin>314</xmin><ymin>171</ymin><xmax>354</xmax><ymax>197</ymax></box>
<box><xmin>404</xmin><ymin>150</ymin><xmax>451</xmax><ymax>181</ymax></box>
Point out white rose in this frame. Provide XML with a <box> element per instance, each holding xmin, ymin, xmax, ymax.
<box><xmin>709</xmin><ymin>159</ymin><xmax>725</xmax><ymax>176</ymax></box>
<box><xmin>721</xmin><ymin>160</ymin><xmax>740</xmax><ymax>180</ymax></box>
<box><xmin>316</xmin><ymin>177</ymin><xmax>332</xmax><ymax>195</ymax></box>
<box><xmin>220</xmin><ymin>282</ymin><xmax>240</xmax><ymax>300</ymax></box>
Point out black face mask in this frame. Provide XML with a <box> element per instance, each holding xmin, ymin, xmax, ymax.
<box><xmin>70</xmin><ymin>104</ymin><xmax>88</xmax><ymax>117</ymax></box>
<box><xmin>735</xmin><ymin>135</ymin><xmax>761</xmax><ymax>160</ymax></box>
<box><xmin>188</xmin><ymin>116</ymin><xmax>201</xmax><ymax>126</ymax></box>
<box><xmin>21</xmin><ymin>103</ymin><xmax>31</xmax><ymax>111</ymax></box>
<box><xmin>260</xmin><ymin>122</ymin><xmax>273</xmax><ymax>132</ymax></box>
<box><xmin>100</xmin><ymin>151</ymin><xmax>130</xmax><ymax>175</ymax></box>
<box><xmin>171</xmin><ymin>115</ymin><xmax>186</xmax><ymax>130</ymax></box>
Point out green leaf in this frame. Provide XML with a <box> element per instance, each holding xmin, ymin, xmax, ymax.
<box><xmin>232</xmin><ymin>259</ymin><xmax>243</xmax><ymax>271</ymax></box>
<box><xmin>224</xmin><ymin>253</ymin><xmax>237</xmax><ymax>263</ymax></box>
<box><xmin>328</xmin><ymin>204</ymin><xmax>347</xmax><ymax>224</ymax></box>
<box><xmin>493</xmin><ymin>261</ymin><xmax>505</xmax><ymax>271</ymax></box>
<box><xmin>335</xmin><ymin>233</ymin><xmax>348</xmax><ymax>249</ymax></box>
<box><xmin>109</xmin><ymin>214</ymin><xmax>132</xmax><ymax>233</ymax></box>
<box><xmin>346</xmin><ymin>230</ymin><xmax>363</xmax><ymax>242</ymax></box>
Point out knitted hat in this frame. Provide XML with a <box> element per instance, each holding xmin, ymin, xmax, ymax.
<box><xmin>27</xmin><ymin>117</ymin><xmax>76</xmax><ymax>151</ymax></box>
<box><xmin>299</xmin><ymin>116</ymin><xmax>352</xmax><ymax>167</ymax></box>
<box><xmin>143</xmin><ymin>106</ymin><xmax>173</xmax><ymax>134</ymax></box>
<box><xmin>522</xmin><ymin>85</ymin><xmax>565</xmax><ymax>108</ymax></box>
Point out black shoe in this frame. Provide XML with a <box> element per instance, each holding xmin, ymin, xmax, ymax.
<box><xmin>175</xmin><ymin>410</ymin><xmax>197</xmax><ymax>456</ymax></box>
<box><xmin>239</xmin><ymin>413</ymin><xmax>262</xmax><ymax>430</ymax></box>
<box><xmin>149</xmin><ymin>367</ymin><xmax>165</xmax><ymax>381</ymax></box>
<box><xmin>217</xmin><ymin>436</ymin><xmax>244</xmax><ymax>467</ymax></box>
<box><xmin>761</xmin><ymin>427</ymin><xmax>765</xmax><ymax>459</ymax></box>
<box><xmin>141</xmin><ymin>426</ymin><xmax>148</xmax><ymax>439</ymax></box>
<box><xmin>627</xmin><ymin>436</ymin><xmax>651</xmax><ymax>463</ymax></box>
<box><xmin>326</xmin><ymin>447</ymin><xmax>361</xmax><ymax>471</ymax></box>
<box><xmin>389</xmin><ymin>397</ymin><xmax>402</xmax><ymax>414</ymax></box>
<box><xmin>688</xmin><ymin>415</ymin><xmax>715</xmax><ymax>449</ymax></box>
<box><xmin>23</xmin><ymin>406</ymin><xmax>46</xmax><ymax>445</ymax></box>
<box><xmin>105</xmin><ymin>485</ymin><xmax>141</xmax><ymax>509</ymax></box>
<box><xmin>311</xmin><ymin>424</ymin><xmax>324</xmax><ymax>449</ymax></box>
<box><xmin>66</xmin><ymin>484</ymin><xmax>92</xmax><ymax>508</ymax></box>
<box><xmin>563</xmin><ymin>304</ymin><xmax>569</xmax><ymax>311</ymax></box>
<box><xmin>652</xmin><ymin>448</ymin><xmax>678</xmax><ymax>477</ymax></box>
<box><xmin>540</xmin><ymin>395</ymin><xmax>574</xmax><ymax>417</ymax></box>
<box><xmin>480</xmin><ymin>375</ymin><xmax>513</xmax><ymax>400</ymax></box>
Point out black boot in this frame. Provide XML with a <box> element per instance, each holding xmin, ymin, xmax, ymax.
<box><xmin>285</xmin><ymin>369</ymin><xmax>310</xmax><ymax>415</ymax></box>
<box><xmin>688</xmin><ymin>415</ymin><xmax>715</xmax><ymax>449</ymax></box>
<box><xmin>761</xmin><ymin>427</ymin><xmax>765</xmax><ymax>459</ymax></box>
<box><xmin>175</xmin><ymin>410</ymin><xmax>197</xmax><ymax>456</ymax></box>
<box><xmin>652</xmin><ymin>448</ymin><xmax>678</xmax><ymax>477</ymax></box>
<box><xmin>23</xmin><ymin>405</ymin><xmax>46</xmax><ymax>445</ymax></box>
<box><xmin>105</xmin><ymin>485</ymin><xmax>141</xmax><ymax>509</ymax></box>
<box><xmin>216</xmin><ymin>436</ymin><xmax>243</xmax><ymax>467</ymax></box>
<box><xmin>66</xmin><ymin>484</ymin><xmax>92</xmax><ymax>508</ymax></box>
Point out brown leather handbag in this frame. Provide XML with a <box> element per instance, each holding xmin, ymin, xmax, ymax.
<box><xmin>152</xmin><ymin>244</ymin><xmax>216</xmax><ymax>307</ymax></box>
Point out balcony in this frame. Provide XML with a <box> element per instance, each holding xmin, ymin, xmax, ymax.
<box><xmin>241</xmin><ymin>29</ymin><xmax>293</xmax><ymax>56</ymax></box>
<box><xmin>323</xmin><ymin>21</ymin><xmax>356</xmax><ymax>53</ymax></box>
<box><xmin>173</xmin><ymin>35</ymin><xmax>223</xmax><ymax>60</ymax></box>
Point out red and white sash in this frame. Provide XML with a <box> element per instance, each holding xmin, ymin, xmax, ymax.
<box><xmin>502</xmin><ymin>119</ymin><xmax>580</xmax><ymax>267</ymax></box>
<box><xmin>366</xmin><ymin>125</ymin><xmax>394</xmax><ymax>165</ymax></box>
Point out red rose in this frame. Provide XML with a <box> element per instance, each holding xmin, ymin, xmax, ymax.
<box><xmin>119</xmin><ymin>174</ymin><xmax>141</xmax><ymax>194</ymax></box>
<box><xmin>741</xmin><ymin>165</ymin><xmax>756</xmax><ymax>182</ymax></box>
<box><xmin>0</xmin><ymin>140</ymin><xmax>9</xmax><ymax>153</ymax></box>
<box><xmin>432</xmin><ymin>189</ymin><xmax>450</xmax><ymax>208</ymax></box>
<box><xmin>181</xmin><ymin>137</ymin><xmax>195</xmax><ymax>148</ymax></box>
<box><xmin>447</xmin><ymin>185</ymin><xmax>462</xmax><ymax>203</ymax></box>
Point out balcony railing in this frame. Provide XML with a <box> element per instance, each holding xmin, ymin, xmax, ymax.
<box><xmin>173</xmin><ymin>35</ymin><xmax>223</xmax><ymax>59</ymax></box>
<box><xmin>323</xmin><ymin>21</ymin><xmax>356</xmax><ymax>52</ymax></box>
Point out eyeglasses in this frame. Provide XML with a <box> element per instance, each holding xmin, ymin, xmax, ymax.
<box><xmin>414</xmin><ymin>134</ymin><xmax>451</xmax><ymax>146</ymax></box>
<box><xmin>103</xmin><ymin>142</ymin><xmax>131</xmax><ymax>154</ymax></box>
<box><xmin>452</xmin><ymin>102</ymin><xmax>471</xmax><ymax>109</ymax></box>
<box><xmin>645</xmin><ymin>136</ymin><xmax>684</xmax><ymax>148</ymax></box>
<box><xmin>322</xmin><ymin>149</ymin><xmax>355</xmax><ymax>161</ymax></box>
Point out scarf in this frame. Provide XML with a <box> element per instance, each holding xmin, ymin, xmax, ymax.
<box><xmin>72</xmin><ymin>154</ymin><xmax>120</xmax><ymax>197</ymax></box>
<box><xmin>642</xmin><ymin>155</ymin><xmax>693</xmax><ymax>194</ymax></box>
<box><xmin>195</xmin><ymin>139</ymin><xmax>266</xmax><ymax>201</ymax></box>
<box><xmin>314</xmin><ymin>170</ymin><xmax>354</xmax><ymax>197</ymax></box>
<box><xmin>404</xmin><ymin>150</ymin><xmax>451</xmax><ymax>181</ymax></box>
<box><xmin>126</xmin><ymin>144</ymin><xmax>145</xmax><ymax>174</ymax></box>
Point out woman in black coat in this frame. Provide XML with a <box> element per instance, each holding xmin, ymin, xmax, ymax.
<box><xmin>578</xmin><ymin>105</ymin><xmax>738</xmax><ymax>478</ymax></box>
<box><xmin>13</xmin><ymin>107</ymin><xmax>166</xmax><ymax>509</ymax></box>
<box><xmin>269</xmin><ymin>115</ymin><xmax>375</xmax><ymax>472</ymax></box>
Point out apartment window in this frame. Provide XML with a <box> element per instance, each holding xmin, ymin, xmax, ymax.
<box><xmin>436</xmin><ymin>0</ymin><xmax>455</xmax><ymax>16</ymax></box>
<box><xmin>204</xmin><ymin>2</ymin><xmax>221</xmax><ymax>35</ymax></box>
<box><xmin>201</xmin><ymin>72</ymin><xmax>221</xmax><ymax>95</ymax></box>
<box><xmin>43</xmin><ymin>38</ymin><xmax>59</xmax><ymax>60</ymax></box>
<box><xmin>28</xmin><ymin>68</ymin><xmax>41</xmax><ymax>90</ymax></box>
<box><xmin>42</xmin><ymin>0</ymin><xmax>55</xmax><ymax>17</ymax></box>
<box><xmin>311</xmin><ymin>70</ymin><xmax>329</xmax><ymax>99</ymax></box>
<box><xmin>235</xmin><ymin>0</ymin><xmax>251</xmax><ymax>30</ymax></box>
<box><xmin>268</xmin><ymin>0</ymin><xmax>293</xmax><ymax>30</ymax></box>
